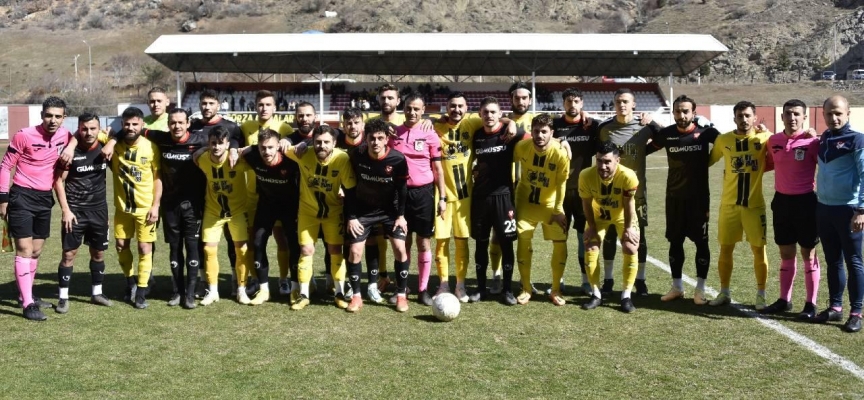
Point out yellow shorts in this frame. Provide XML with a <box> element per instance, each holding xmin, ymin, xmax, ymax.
<box><xmin>434</xmin><ymin>197</ymin><xmax>471</xmax><ymax>240</ymax></box>
<box><xmin>298</xmin><ymin>213</ymin><xmax>344</xmax><ymax>246</ymax></box>
<box><xmin>114</xmin><ymin>211</ymin><xmax>158</xmax><ymax>243</ymax></box>
<box><xmin>202</xmin><ymin>212</ymin><xmax>249</xmax><ymax>243</ymax></box>
<box><xmin>718</xmin><ymin>204</ymin><xmax>766</xmax><ymax>246</ymax></box>
<box><xmin>584</xmin><ymin>218</ymin><xmax>638</xmax><ymax>246</ymax></box>
<box><xmin>517</xmin><ymin>212</ymin><xmax>568</xmax><ymax>242</ymax></box>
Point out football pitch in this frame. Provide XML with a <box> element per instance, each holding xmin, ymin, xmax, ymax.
<box><xmin>1</xmin><ymin>149</ymin><xmax>862</xmax><ymax>398</ymax></box>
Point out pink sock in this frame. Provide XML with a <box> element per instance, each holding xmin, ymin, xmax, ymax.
<box><xmin>15</xmin><ymin>256</ymin><xmax>33</xmax><ymax>308</ymax></box>
<box><xmin>779</xmin><ymin>258</ymin><xmax>797</xmax><ymax>302</ymax></box>
<box><xmin>804</xmin><ymin>258</ymin><xmax>820</xmax><ymax>305</ymax></box>
<box><xmin>418</xmin><ymin>251</ymin><xmax>432</xmax><ymax>292</ymax></box>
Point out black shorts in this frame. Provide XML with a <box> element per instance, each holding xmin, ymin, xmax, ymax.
<box><xmin>8</xmin><ymin>185</ymin><xmax>54</xmax><ymax>239</ymax></box>
<box><xmin>406</xmin><ymin>184</ymin><xmax>435</xmax><ymax>237</ymax></box>
<box><xmin>471</xmin><ymin>192</ymin><xmax>517</xmax><ymax>242</ymax></box>
<box><xmin>254</xmin><ymin>199</ymin><xmax>299</xmax><ymax>241</ymax></box>
<box><xmin>346</xmin><ymin>213</ymin><xmax>406</xmax><ymax>244</ymax></box>
<box><xmin>61</xmin><ymin>207</ymin><xmax>109</xmax><ymax>251</ymax></box>
<box><xmin>563</xmin><ymin>190</ymin><xmax>586</xmax><ymax>233</ymax></box>
<box><xmin>162</xmin><ymin>201</ymin><xmax>202</xmax><ymax>244</ymax></box>
<box><xmin>665</xmin><ymin>195</ymin><xmax>709</xmax><ymax>243</ymax></box>
<box><xmin>772</xmin><ymin>191</ymin><xmax>819</xmax><ymax>248</ymax></box>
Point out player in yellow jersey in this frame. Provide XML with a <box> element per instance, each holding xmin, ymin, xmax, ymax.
<box><xmin>193</xmin><ymin>126</ymin><xmax>253</xmax><ymax>306</ymax></box>
<box><xmin>579</xmin><ymin>141</ymin><xmax>640</xmax><ymax>313</ymax></box>
<box><xmin>239</xmin><ymin>90</ymin><xmax>296</xmax><ymax>295</ymax></box>
<box><xmin>111</xmin><ymin>107</ymin><xmax>162</xmax><ymax>309</ymax></box>
<box><xmin>285</xmin><ymin>125</ymin><xmax>357</xmax><ymax>311</ymax></box>
<box><xmin>708</xmin><ymin>101</ymin><xmax>773</xmax><ymax>310</ymax></box>
<box><xmin>514</xmin><ymin>114</ymin><xmax>570</xmax><ymax>305</ymax></box>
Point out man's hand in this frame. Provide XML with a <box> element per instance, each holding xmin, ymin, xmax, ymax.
<box><xmin>623</xmin><ymin>226</ymin><xmax>640</xmax><ymax>246</ymax></box>
<box><xmin>279</xmin><ymin>138</ymin><xmax>292</xmax><ymax>153</ymax></box>
<box><xmin>293</xmin><ymin>141</ymin><xmax>309</xmax><ymax>157</ymax></box>
<box><xmin>146</xmin><ymin>206</ymin><xmax>160</xmax><ymax>225</ymax></box>
<box><xmin>347</xmin><ymin>219</ymin><xmax>364</xmax><ymax>238</ymax></box>
<box><xmin>229</xmin><ymin>148</ymin><xmax>239</xmax><ymax>168</ymax></box>
<box><xmin>558</xmin><ymin>139</ymin><xmax>573</xmax><ymax>160</ymax></box>
<box><xmin>62</xmin><ymin>208</ymin><xmax>77</xmax><ymax>233</ymax></box>
<box><xmin>394</xmin><ymin>216</ymin><xmax>408</xmax><ymax>235</ymax></box>
<box><xmin>639</xmin><ymin>113</ymin><xmax>653</xmax><ymax>126</ymax></box>
<box><xmin>503</xmin><ymin>120</ymin><xmax>518</xmax><ymax>143</ymax></box>
<box><xmin>419</xmin><ymin>118</ymin><xmax>434</xmax><ymax>130</ymax></box>
<box><xmin>580</xmin><ymin>111</ymin><xmax>593</xmax><ymax>128</ymax></box>
<box><xmin>101</xmin><ymin>140</ymin><xmax>117</xmax><ymax>161</ymax></box>
<box><xmin>756</xmin><ymin>123</ymin><xmax>768</xmax><ymax>133</ymax></box>
<box><xmin>0</xmin><ymin>202</ymin><xmax>7</xmax><ymax>221</ymax></box>
<box><xmin>438</xmin><ymin>199</ymin><xmax>447</xmax><ymax>219</ymax></box>
<box><xmin>852</xmin><ymin>213</ymin><xmax>864</xmax><ymax>232</ymax></box>
<box><xmin>583</xmin><ymin>226</ymin><xmax>598</xmax><ymax>246</ymax></box>
<box><xmin>802</xmin><ymin>127</ymin><xmax>821</xmax><ymax>139</ymax></box>
<box><xmin>550</xmin><ymin>213</ymin><xmax>567</xmax><ymax>231</ymax></box>
<box><xmin>60</xmin><ymin>142</ymin><xmax>75</xmax><ymax>166</ymax></box>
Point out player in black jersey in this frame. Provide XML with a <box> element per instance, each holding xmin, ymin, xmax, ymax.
<box><xmin>242</xmin><ymin>128</ymin><xmax>300</xmax><ymax>305</ymax></box>
<box><xmin>343</xmin><ymin>118</ymin><xmax>411</xmax><ymax>312</ymax></box>
<box><xmin>552</xmin><ymin>88</ymin><xmax>599</xmax><ymax>296</ymax></box>
<box><xmin>648</xmin><ymin>95</ymin><xmax>720</xmax><ymax>304</ymax></box>
<box><xmin>53</xmin><ymin>113</ymin><xmax>113</xmax><ymax>313</ymax></box>
<box><xmin>470</xmin><ymin>97</ymin><xmax>521</xmax><ymax>305</ymax></box>
<box><xmin>147</xmin><ymin>108</ymin><xmax>209</xmax><ymax>309</ymax></box>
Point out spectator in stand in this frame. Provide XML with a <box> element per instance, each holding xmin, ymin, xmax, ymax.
<box><xmin>221</xmin><ymin>98</ymin><xmax>230</xmax><ymax>112</ymax></box>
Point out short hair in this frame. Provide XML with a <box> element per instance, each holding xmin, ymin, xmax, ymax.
<box><xmin>168</xmin><ymin>108</ymin><xmax>189</xmax><ymax>120</ymax></box>
<box><xmin>313</xmin><ymin>124</ymin><xmax>335</xmax><ymax>140</ymax></box>
<box><xmin>531</xmin><ymin>113</ymin><xmax>554</xmax><ymax>130</ymax></box>
<box><xmin>733</xmin><ymin>100</ymin><xmax>756</xmax><ymax>114</ymax></box>
<box><xmin>121</xmin><ymin>107</ymin><xmax>144</xmax><ymax>120</ymax></box>
<box><xmin>783</xmin><ymin>99</ymin><xmax>807</xmax><ymax>112</ymax></box>
<box><xmin>480</xmin><ymin>97</ymin><xmax>499</xmax><ymax>108</ymax></box>
<box><xmin>199</xmin><ymin>89</ymin><xmax>219</xmax><ymax>102</ymax></box>
<box><xmin>403</xmin><ymin>92</ymin><xmax>424</xmax><ymax>107</ymax></box>
<box><xmin>673</xmin><ymin>95</ymin><xmax>696</xmax><ymax>110</ymax></box>
<box><xmin>342</xmin><ymin>107</ymin><xmax>363</xmax><ymax>121</ymax></box>
<box><xmin>597</xmin><ymin>140</ymin><xmax>620</xmax><ymax>156</ymax></box>
<box><xmin>147</xmin><ymin>87</ymin><xmax>167</xmax><ymax>97</ymax></box>
<box><xmin>296</xmin><ymin>101</ymin><xmax>315</xmax><ymax>113</ymax></box>
<box><xmin>378</xmin><ymin>83</ymin><xmax>399</xmax><ymax>94</ymax></box>
<box><xmin>446</xmin><ymin>92</ymin><xmax>467</xmax><ymax>102</ymax></box>
<box><xmin>255</xmin><ymin>90</ymin><xmax>275</xmax><ymax>103</ymax></box>
<box><xmin>364</xmin><ymin>119</ymin><xmax>390</xmax><ymax>138</ymax></box>
<box><xmin>42</xmin><ymin>96</ymin><xmax>67</xmax><ymax>112</ymax></box>
<box><xmin>508</xmin><ymin>82</ymin><xmax>531</xmax><ymax>95</ymax></box>
<box><xmin>257</xmin><ymin>128</ymin><xmax>280</xmax><ymax>144</ymax></box>
<box><xmin>561</xmin><ymin>88</ymin><xmax>583</xmax><ymax>101</ymax></box>
<box><xmin>78</xmin><ymin>112</ymin><xmax>99</xmax><ymax>124</ymax></box>
<box><xmin>208</xmin><ymin>125</ymin><xmax>231</xmax><ymax>142</ymax></box>
<box><xmin>614</xmin><ymin>88</ymin><xmax>634</xmax><ymax>98</ymax></box>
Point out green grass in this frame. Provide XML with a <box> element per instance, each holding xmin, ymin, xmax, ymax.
<box><xmin>1</xmin><ymin>150</ymin><xmax>864</xmax><ymax>398</ymax></box>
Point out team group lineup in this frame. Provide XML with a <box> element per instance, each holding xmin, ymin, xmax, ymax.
<box><xmin>1</xmin><ymin>82</ymin><xmax>862</xmax><ymax>331</ymax></box>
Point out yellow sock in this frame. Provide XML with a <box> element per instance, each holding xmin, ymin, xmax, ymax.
<box><xmin>751</xmin><ymin>245</ymin><xmax>768</xmax><ymax>291</ymax></box>
<box><xmin>622</xmin><ymin>253</ymin><xmax>638</xmax><ymax>291</ymax></box>
<box><xmin>719</xmin><ymin>244</ymin><xmax>735</xmax><ymax>290</ymax></box>
<box><xmin>377</xmin><ymin>235</ymin><xmax>388</xmax><ymax>274</ymax></box>
<box><xmin>298</xmin><ymin>254</ymin><xmax>314</xmax><ymax>283</ymax></box>
<box><xmin>204</xmin><ymin>246</ymin><xmax>219</xmax><ymax>285</ymax></box>
<box><xmin>235</xmin><ymin>244</ymin><xmax>248</xmax><ymax>287</ymax></box>
<box><xmin>551</xmin><ymin>241</ymin><xmax>567</xmax><ymax>293</ymax></box>
<box><xmin>435</xmin><ymin>240</ymin><xmax>450</xmax><ymax>281</ymax></box>
<box><xmin>585</xmin><ymin>249</ymin><xmax>600</xmax><ymax>288</ymax></box>
<box><xmin>331</xmin><ymin>252</ymin><xmax>346</xmax><ymax>282</ymax></box>
<box><xmin>490</xmin><ymin>242</ymin><xmax>502</xmax><ymax>277</ymax></box>
<box><xmin>118</xmin><ymin>247</ymin><xmax>134</xmax><ymax>277</ymax></box>
<box><xmin>516</xmin><ymin>236</ymin><xmax>532</xmax><ymax>292</ymax></box>
<box><xmin>277</xmin><ymin>249</ymin><xmax>289</xmax><ymax>280</ymax></box>
<box><xmin>137</xmin><ymin>252</ymin><xmax>153</xmax><ymax>287</ymax></box>
<box><xmin>455</xmin><ymin>238</ymin><xmax>469</xmax><ymax>283</ymax></box>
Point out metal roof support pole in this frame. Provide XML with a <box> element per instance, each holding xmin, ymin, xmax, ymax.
<box><xmin>319</xmin><ymin>70</ymin><xmax>325</xmax><ymax>115</ymax></box>
<box><xmin>531</xmin><ymin>71</ymin><xmax>536</xmax><ymax>114</ymax></box>
<box><xmin>176</xmin><ymin>71</ymin><xmax>182</xmax><ymax>109</ymax></box>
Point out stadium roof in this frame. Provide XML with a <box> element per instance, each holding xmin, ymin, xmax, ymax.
<box><xmin>144</xmin><ymin>33</ymin><xmax>727</xmax><ymax>77</ymax></box>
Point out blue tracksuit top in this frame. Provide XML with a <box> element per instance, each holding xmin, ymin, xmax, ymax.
<box><xmin>817</xmin><ymin>123</ymin><xmax>864</xmax><ymax>207</ymax></box>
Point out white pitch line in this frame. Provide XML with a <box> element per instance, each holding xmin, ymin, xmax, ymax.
<box><xmin>644</xmin><ymin>254</ymin><xmax>864</xmax><ymax>381</ymax></box>
<box><xmin>645</xmin><ymin>167</ymin><xmax>668</xmax><ymax>170</ymax></box>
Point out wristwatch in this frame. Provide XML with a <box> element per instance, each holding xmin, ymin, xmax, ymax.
<box><xmin>855</xmin><ymin>207</ymin><xmax>864</xmax><ymax>215</ymax></box>
<box><xmin>439</xmin><ymin>196</ymin><xmax>447</xmax><ymax>202</ymax></box>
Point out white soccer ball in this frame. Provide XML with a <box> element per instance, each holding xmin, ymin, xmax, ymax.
<box><xmin>432</xmin><ymin>293</ymin><xmax>461</xmax><ymax>322</ymax></box>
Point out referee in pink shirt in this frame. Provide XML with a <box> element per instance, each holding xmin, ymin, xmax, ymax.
<box><xmin>0</xmin><ymin>97</ymin><xmax>72</xmax><ymax>321</ymax></box>
<box><xmin>762</xmin><ymin>99</ymin><xmax>821</xmax><ymax>319</ymax></box>
<box><xmin>388</xmin><ymin>92</ymin><xmax>446</xmax><ymax>306</ymax></box>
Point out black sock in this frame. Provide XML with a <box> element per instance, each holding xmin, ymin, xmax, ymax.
<box><xmin>475</xmin><ymin>239</ymin><xmax>489</xmax><ymax>290</ymax></box>
<box><xmin>695</xmin><ymin>240</ymin><xmax>711</xmax><ymax>280</ymax></box>
<box><xmin>168</xmin><ymin>241</ymin><xmax>184</xmax><ymax>296</ymax></box>
<box><xmin>347</xmin><ymin>261</ymin><xmax>362</xmax><ymax>295</ymax></box>
<box><xmin>501</xmin><ymin>240</ymin><xmax>515</xmax><ymax>293</ymax></box>
<box><xmin>324</xmin><ymin>241</ymin><xmax>332</xmax><ymax>275</ymax></box>
<box><xmin>669</xmin><ymin>240</ymin><xmax>685</xmax><ymax>280</ymax></box>
<box><xmin>58</xmin><ymin>264</ymin><xmax>73</xmax><ymax>290</ymax></box>
<box><xmin>395</xmin><ymin>259</ymin><xmax>409</xmax><ymax>294</ymax></box>
<box><xmin>365</xmin><ymin>246</ymin><xmax>379</xmax><ymax>282</ymax></box>
<box><xmin>90</xmin><ymin>260</ymin><xmax>105</xmax><ymax>286</ymax></box>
